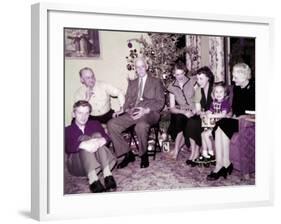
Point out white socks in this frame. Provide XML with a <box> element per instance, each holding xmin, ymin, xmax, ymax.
<box><xmin>103</xmin><ymin>165</ymin><xmax>112</xmax><ymax>178</ymax></box>
<box><xmin>202</xmin><ymin>150</ymin><xmax>210</xmax><ymax>158</ymax></box>
<box><xmin>88</xmin><ymin>166</ymin><xmax>112</xmax><ymax>184</ymax></box>
<box><xmin>88</xmin><ymin>170</ymin><xmax>98</xmax><ymax>185</ymax></box>
<box><xmin>208</xmin><ymin>150</ymin><xmax>214</xmax><ymax>156</ymax></box>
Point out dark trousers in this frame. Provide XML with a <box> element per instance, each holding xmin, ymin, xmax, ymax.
<box><xmin>107</xmin><ymin>112</ymin><xmax>160</xmax><ymax>157</ymax></box>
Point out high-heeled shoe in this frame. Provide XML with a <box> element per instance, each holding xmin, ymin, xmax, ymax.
<box><xmin>225</xmin><ymin>163</ymin><xmax>233</xmax><ymax>175</ymax></box>
<box><xmin>207</xmin><ymin>167</ymin><xmax>227</xmax><ymax>181</ymax></box>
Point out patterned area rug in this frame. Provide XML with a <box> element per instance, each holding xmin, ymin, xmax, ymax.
<box><xmin>64</xmin><ymin>148</ymin><xmax>255</xmax><ymax>194</ymax></box>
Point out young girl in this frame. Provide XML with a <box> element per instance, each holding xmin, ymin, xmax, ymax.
<box><xmin>200</xmin><ymin>83</ymin><xmax>231</xmax><ymax>161</ymax></box>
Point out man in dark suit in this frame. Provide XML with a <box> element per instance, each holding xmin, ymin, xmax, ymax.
<box><xmin>108</xmin><ymin>57</ymin><xmax>165</xmax><ymax>168</ymax></box>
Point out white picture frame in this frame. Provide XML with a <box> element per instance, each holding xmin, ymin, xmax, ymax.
<box><xmin>31</xmin><ymin>2</ymin><xmax>274</xmax><ymax>221</ymax></box>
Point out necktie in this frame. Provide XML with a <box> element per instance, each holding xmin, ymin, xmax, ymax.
<box><xmin>136</xmin><ymin>77</ymin><xmax>144</xmax><ymax>106</ymax></box>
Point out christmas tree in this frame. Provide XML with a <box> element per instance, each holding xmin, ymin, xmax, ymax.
<box><xmin>126</xmin><ymin>33</ymin><xmax>187</xmax><ymax>88</ymax></box>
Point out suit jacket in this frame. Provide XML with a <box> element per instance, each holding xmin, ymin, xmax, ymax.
<box><xmin>123</xmin><ymin>75</ymin><xmax>165</xmax><ymax>112</ymax></box>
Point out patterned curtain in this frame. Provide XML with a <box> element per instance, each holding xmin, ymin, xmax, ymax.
<box><xmin>185</xmin><ymin>35</ymin><xmax>201</xmax><ymax>74</ymax></box>
<box><xmin>209</xmin><ymin>37</ymin><xmax>225</xmax><ymax>82</ymax></box>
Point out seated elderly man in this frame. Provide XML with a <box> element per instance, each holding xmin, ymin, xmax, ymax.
<box><xmin>108</xmin><ymin>57</ymin><xmax>165</xmax><ymax>169</ymax></box>
<box><xmin>65</xmin><ymin>100</ymin><xmax>117</xmax><ymax>193</ymax></box>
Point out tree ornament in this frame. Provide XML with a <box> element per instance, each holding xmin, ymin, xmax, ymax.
<box><xmin>127</xmin><ymin>64</ymin><xmax>132</xmax><ymax>71</ymax></box>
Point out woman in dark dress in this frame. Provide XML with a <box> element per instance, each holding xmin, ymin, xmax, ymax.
<box><xmin>207</xmin><ymin>63</ymin><xmax>255</xmax><ymax>180</ymax></box>
<box><xmin>184</xmin><ymin>66</ymin><xmax>214</xmax><ymax>166</ymax></box>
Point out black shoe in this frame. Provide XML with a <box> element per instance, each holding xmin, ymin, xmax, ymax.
<box><xmin>117</xmin><ymin>151</ymin><xmax>135</xmax><ymax>169</ymax></box>
<box><xmin>226</xmin><ymin>163</ymin><xmax>233</xmax><ymax>175</ymax></box>
<box><xmin>197</xmin><ymin>155</ymin><xmax>210</xmax><ymax>162</ymax></box>
<box><xmin>89</xmin><ymin>180</ymin><xmax>105</xmax><ymax>193</ymax></box>
<box><xmin>207</xmin><ymin>167</ymin><xmax>227</xmax><ymax>181</ymax></box>
<box><xmin>190</xmin><ymin>160</ymin><xmax>197</xmax><ymax>167</ymax></box>
<box><xmin>140</xmin><ymin>153</ymin><xmax>149</xmax><ymax>168</ymax></box>
<box><xmin>104</xmin><ymin>175</ymin><xmax>117</xmax><ymax>190</ymax></box>
<box><xmin>208</xmin><ymin>155</ymin><xmax>216</xmax><ymax>161</ymax></box>
<box><xmin>186</xmin><ymin>159</ymin><xmax>197</xmax><ymax>167</ymax></box>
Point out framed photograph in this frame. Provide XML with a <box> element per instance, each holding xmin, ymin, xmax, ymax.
<box><xmin>64</xmin><ymin>28</ymin><xmax>100</xmax><ymax>58</ymax></box>
<box><xmin>31</xmin><ymin>2</ymin><xmax>274</xmax><ymax>221</ymax></box>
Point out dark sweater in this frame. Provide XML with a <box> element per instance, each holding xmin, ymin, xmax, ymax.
<box><xmin>232</xmin><ymin>80</ymin><xmax>255</xmax><ymax>117</ymax></box>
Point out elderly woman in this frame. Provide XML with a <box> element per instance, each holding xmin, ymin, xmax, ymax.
<box><xmin>184</xmin><ymin>66</ymin><xmax>215</xmax><ymax>166</ymax></box>
<box><xmin>207</xmin><ymin>63</ymin><xmax>255</xmax><ymax>180</ymax></box>
<box><xmin>167</xmin><ymin>61</ymin><xmax>197</xmax><ymax>159</ymax></box>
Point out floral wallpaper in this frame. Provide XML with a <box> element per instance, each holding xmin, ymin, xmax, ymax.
<box><xmin>185</xmin><ymin>35</ymin><xmax>201</xmax><ymax>74</ymax></box>
<box><xmin>209</xmin><ymin>37</ymin><xmax>225</xmax><ymax>82</ymax></box>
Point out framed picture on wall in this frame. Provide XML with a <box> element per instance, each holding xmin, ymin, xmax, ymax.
<box><xmin>31</xmin><ymin>2</ymin><xmax>274</xmax><ymax>221</ymax></box>
<box><xmin>64</xmin><ymin>28</ymin><xmax>100</xmax><ymax>58</ymax></box>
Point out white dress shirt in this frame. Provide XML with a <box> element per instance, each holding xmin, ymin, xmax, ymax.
<box><xmin>74</xmin><ymin>81</ymin><xmax>125</xmax><ymax>116</ymax></box>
